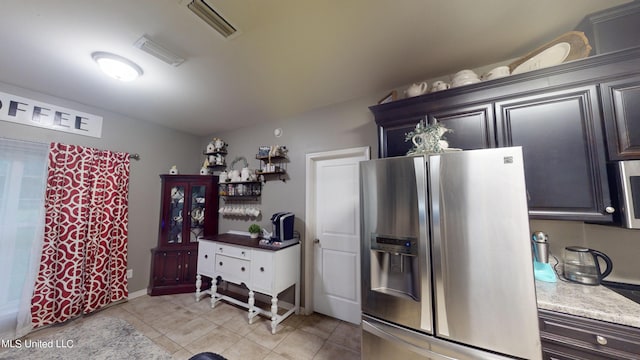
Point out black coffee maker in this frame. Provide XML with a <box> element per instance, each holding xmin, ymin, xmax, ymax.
<box><xmin>270</xmin><ymin>212</ymin><xmax>294</xmax><ymax>242</ymax></box>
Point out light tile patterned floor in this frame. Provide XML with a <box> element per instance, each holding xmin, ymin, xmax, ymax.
<box><xmin>30</xmin><ymin>293</ymin><xmax>362</xmax><ymax>360</ymax></box>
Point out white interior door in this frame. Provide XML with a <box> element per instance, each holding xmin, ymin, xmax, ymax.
<box><xmin>307</xmin><ymin>147</ymin><xmax>369</xmax><ymax>324</ymax></box>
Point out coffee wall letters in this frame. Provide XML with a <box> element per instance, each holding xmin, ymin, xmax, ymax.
<box><xmin>0</xmin><ymin>91</ymin><xmax>103</xmax><ymax>138</ymax></box>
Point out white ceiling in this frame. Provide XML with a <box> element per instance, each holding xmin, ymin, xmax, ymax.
<box><xmin>0</xmin><ymin>0</ymin><xmax>630</xmax><ymax>135</ymax></box>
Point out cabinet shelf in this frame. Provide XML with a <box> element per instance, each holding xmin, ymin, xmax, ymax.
<box><xmin>219</xmin><ymin>181</ymin><xmax>262</xmax><ymax>198</ymax></box>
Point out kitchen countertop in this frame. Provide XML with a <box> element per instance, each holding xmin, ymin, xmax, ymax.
<box><xmin>536</xmin><ymin>278</ymin><xmax>640</xmax><ymax>328</ymax></box>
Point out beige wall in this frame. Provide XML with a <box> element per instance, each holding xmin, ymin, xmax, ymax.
<box><xmin>0</xmin><ymin>81</ymin><xmax>203</xmax><ymax>293</ymax></box>
<box><xmin>200</xmin><ymin>94</ymin><xmax>380</xmax><ymax>306</ymax></box>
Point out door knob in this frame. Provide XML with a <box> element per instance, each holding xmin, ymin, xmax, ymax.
<box><xmin>314</xmin><ymin>239</ymin><xmax>320</xmax><ymax>244</ymax></box>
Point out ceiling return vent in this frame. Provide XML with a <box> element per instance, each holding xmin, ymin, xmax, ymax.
<box><xmin>187</xmin><ymin>0</ymin><xmax>238</xmax><ymax>38</ymax></box>
<box><xmin>133</xmin><ymin>36</ymin><xmax>185</xmax><ymax>67</ymax></box>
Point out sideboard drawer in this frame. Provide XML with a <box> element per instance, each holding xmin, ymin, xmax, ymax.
<box><xmin>215</xmin><ymin>254</ymin><xmax>250</xmax><ymax>284</ymax></box>
<box><xmin>216</xmin><ymin>243</ymin><xmax>251</xmax><ymax>259</ymax></box>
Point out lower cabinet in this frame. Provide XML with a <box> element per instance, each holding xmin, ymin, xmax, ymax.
<box><xmin>539</xmin><ymin>309</ymin><xmax>640</xmax><ymax>360</ymax></box>
<box><xmin>196</xmin><ymin>236</ymin><xmax>300</xmax><ymax>334</ymax></box>
<box><xmin>149</xmin><ymin>248</ymin><xmax>198</xmax><ymax>295</ymax></box>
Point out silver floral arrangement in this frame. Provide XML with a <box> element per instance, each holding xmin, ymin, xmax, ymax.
<box><xmin>405</xmin><ymin>119</ymin><xmax>452</xmax><ymax>155</ymax></box>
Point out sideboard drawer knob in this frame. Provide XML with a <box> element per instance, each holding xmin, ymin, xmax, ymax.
<box><xmin>260</xmin><ymin>267</ymin><xmax>265</xmax><ymax>272</ymax></box>
<box><xmin>219</xmin><ymin>261</ymin><xmax>223</xmax><ymax>266</ymax></box>
<box><xmin>241</xmin><ymin>267</ymin><xmax>246</xmax><ymax>272</ymax></box>
<box><xmin>204</xmin><ymin>254</ymin><xmax>208</xmax><ymax>259</ymax></box>
<box><xmin>596</xmin><ymin>335</ymin><xmax>607</xmax><ymax>345</ymax></box>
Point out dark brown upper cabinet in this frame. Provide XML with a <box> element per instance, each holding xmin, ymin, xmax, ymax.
<box><xmin>370</xmin><ymin>47</ymin><xmax>640</xmax><ymax>222</ymax></box>
<box><xmin>495</xmin><ymin>86</ymin><xmax>612</xmax><ymax>222</ymax></box>
<box><xmin>600</xmin><ymin>75</ymin><xmax>640</xmax><ymax>160</ymax></box>
<box><xmin>428</xmin><ymin>103</ymin><xmax>496</xmax><ymax>150</ymax></box>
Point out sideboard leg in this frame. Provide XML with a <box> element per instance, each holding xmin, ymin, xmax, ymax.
<box><xmin>248</xmin><ymin>290</ymin><xmax>257</xmax><ymax>324</ymax></box>
<box><xmin>271</xmin><ymin>296</ymin><xmax>278</xmax><ymax>334</ymax></box>
<box><xmin>195</xmin><ymin>274</ymin><xmax>202</xmax><ymax>302</ymax></box>
<box><xmin>211</xmin><ymin>282</ymin><xmax>220</xmax><ymax>308</ymax></box>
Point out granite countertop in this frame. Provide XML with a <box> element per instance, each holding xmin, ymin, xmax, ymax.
<box><xmin>536</xmin><ymin>273</ymin><xmax>640</xmax><ymax>329</ymax></box>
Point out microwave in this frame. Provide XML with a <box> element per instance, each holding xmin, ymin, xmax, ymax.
<box><xmin>613</xmin><ymin>161</ymin><xmax>640</xmax><ymax>229</ymax></box>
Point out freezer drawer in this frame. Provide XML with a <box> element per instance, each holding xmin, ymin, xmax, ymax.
<box><xmin>362</xmin><ymin>314</ymin><xmax>517</xmax><ymax>360</ymax></box>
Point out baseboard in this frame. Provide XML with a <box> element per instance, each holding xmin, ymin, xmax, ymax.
<box><xmin>128</xmin><ymin>289</ymin><xmax>147</xmax><ymax>299</ymax></box>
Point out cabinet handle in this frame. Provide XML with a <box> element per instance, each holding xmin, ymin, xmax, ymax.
<box><xmin>204</xmin><ymin>254</ymin><xmax>208</xmax><ymax>259</ymax></box>
<box><xmin>219</xmin><ymin>261</ymin><xmax>223</xmax><ymax>266</ymax></box>
<box><xmin>605</xmin><ymin>206</ymin><xmax>615</xmax><ymax>214</ymax></box>
<box><xmin>241</xmin><ymin>267</ymin><xmax>245</xmax><ymax>272</ymax></box>
<box><xmin>260</xmin><ymin>267</ymin><xmax>265</xmax><ymax>272</ymax></box>
<box><xmin>219</xmin><ymin>247</ymin><xmax>223</xmax><ymax>252</ymax></box>
<box><xmin>596</xmin><ymin>335</ymin><xmax>607</xmax><ymax>345</ymax></box>
<box><xmin>241</xmin><ymin>251</ymin><xmax>246</xmax><ymax>255</ymax></box>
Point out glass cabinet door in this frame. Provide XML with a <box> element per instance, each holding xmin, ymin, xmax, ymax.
<box><xmin>190</xmin><ymin>185</ymin><xmax>206</xmax><ymax>242</ymax></box>
<box><xmin>168</xmin><ymin>185</ymin><xmax>185</xmax><ymax>243</ymax></box>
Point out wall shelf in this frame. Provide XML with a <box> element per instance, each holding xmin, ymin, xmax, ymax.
<box><xmin>256</xmin><ymin>154</ymin><xmax>288</xmax><ymax>182</ymax></box>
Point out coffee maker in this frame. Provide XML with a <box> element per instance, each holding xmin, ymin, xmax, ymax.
<box><xmin>270</xmin><ymin>212</ymin><xmax>294</xmax><ymax>242</ymax></box>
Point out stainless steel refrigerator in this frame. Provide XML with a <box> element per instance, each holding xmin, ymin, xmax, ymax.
<box><xmin>360</xmin><ymin>147</ymin><xmax>541</xmax><ymax>360</ymax></box>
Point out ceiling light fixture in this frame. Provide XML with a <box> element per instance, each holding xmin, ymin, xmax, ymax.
<box><xmin>92</xmin><ymin>52</ymin><xmax>143</xmax><ymax>82</ymax></box>
<box><xmin>187</xmin><ymin>0</ymin><xmax>238</xmax><ymax>38</ymax></box>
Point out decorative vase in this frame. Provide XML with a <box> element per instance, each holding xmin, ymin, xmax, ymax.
<box><xmin>250</xmin><ymin>232</ymin><xmax>259</xmax><ymax>239</ymax></box>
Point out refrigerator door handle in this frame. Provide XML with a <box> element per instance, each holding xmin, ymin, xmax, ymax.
<box><xmin>362</xmin><ymin>317</ymin><xmax>455</xmax><ymax>360</ymax></box>
<box><xmin>429</xmin><ymin>154</ymin><xmax>450</xmax><ymax>336</ymax></box>
<box><xmin>413</xmin><ymin>156</ymin><xmax>433</xmax><ymax>333</ymax></box>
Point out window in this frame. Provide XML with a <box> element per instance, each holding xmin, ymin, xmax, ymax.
<box><xmin>0</xmin><ymin>138</ymin><xmax>48</xmax><ymax>339</ymax></box>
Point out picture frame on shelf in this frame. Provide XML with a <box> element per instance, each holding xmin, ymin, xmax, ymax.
<box><xmin>378</xmin><ymin>90</ymin><xmax>398</xmax><ymax>105</ymax></box>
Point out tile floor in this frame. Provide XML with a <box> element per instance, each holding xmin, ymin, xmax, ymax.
<box><xmin>23</xmin><ymin>292</ymin><xmax>362</xmax><ymax>360</ymax></box>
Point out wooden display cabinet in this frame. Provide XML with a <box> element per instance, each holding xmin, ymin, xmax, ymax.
<box><xmin>148</xmin><ymin>174</ymin><xmax>218</xmax><ymax>296</ymax></box>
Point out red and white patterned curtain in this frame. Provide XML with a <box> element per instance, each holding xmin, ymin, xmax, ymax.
<box><xmin>30</xmin><ymin>143</ymin><xmax>130</xmax><ymax>328</ymax></box>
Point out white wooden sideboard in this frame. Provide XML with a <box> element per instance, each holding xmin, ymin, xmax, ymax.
<box><xmin>195</xmin><ymin>233</ymin><xmax>300</xmax><ymax>334</ymax></box>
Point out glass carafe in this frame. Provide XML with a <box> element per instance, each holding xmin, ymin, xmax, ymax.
<box><xmin>562</xmin><ymin>246</ymin><xmax>612</xmax><ymax>285</ymax></box>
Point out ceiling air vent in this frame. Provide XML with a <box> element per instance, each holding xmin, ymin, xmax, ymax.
<box><xmin>187</xmin><ymin>0</ymin><xmax>237</xmax><ymax>38</ymax></box>
<box><xmin>133</xmin><ymin>36</ymin><xmax>185</xmax><ymax>67</ymax></box>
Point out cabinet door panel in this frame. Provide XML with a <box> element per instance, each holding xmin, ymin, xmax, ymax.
<box><xmin>153</xmin><ymin>251</ymin><xmax>182</xmax><ymax>286</ymax></box>
<box><xmin>251</xmin><ymin>250</ymin><xmax>273</xmax><ymax>294</ymax></box>
<box><xmin>379</xmin><ymin>117</ymin><xmax>424</xmax><ymax>157</ymax></box>
<box><xmin>197</xmin><ymin>241</ymin><xmax>216</xmax><ymax>278</ymax></box>
<box><xmin>182</xmin><ymin>250</ymin><xmax>197</xmax><ymax>283</ymax></box>
<box><xmin>496</xmin><ymin>86</ymin><xmax>611</xmax><ymax>221</ymax></box>
<box><xmin>429</xmin><ymin>103</ymin><xmax>495</xmax><ymax>150</ymax></box>
<box><xmin>601</xmin><ymin>75</ymin><xmax>640</xmax><ymax>160</ymax></box>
